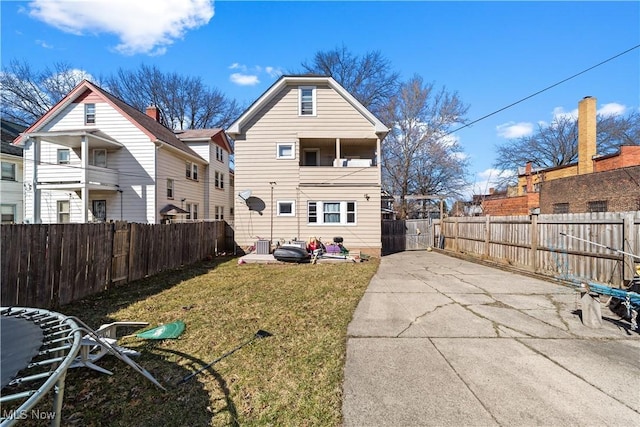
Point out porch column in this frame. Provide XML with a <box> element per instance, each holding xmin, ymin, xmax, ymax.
<box><xmin>31</xmin><ymin>137</ymin><xmax>41</xmax><ymax>223</ymax></box>
<box><xmin>335</xmin><ymin>138</ymin><xmax>341</xmax><ymax>163</ymax></box>
<box><xmin>376</xmin><ymin>138</ymin><xmax>381</xmax><ymax>181</ymax></box>
<box><xmin>81</xmin><ymin>135</ymin><xmax>89</xmax><ymax>223</ymax></box>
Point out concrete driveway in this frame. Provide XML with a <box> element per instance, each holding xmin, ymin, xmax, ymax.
<box><xmin>342</xmin><ymin>251</ymin><xmax>640</xmax><ymax>426</ymax></box>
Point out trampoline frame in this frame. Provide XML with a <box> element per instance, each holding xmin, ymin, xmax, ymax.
<box><xmin>1</xmin><ymin>307</ymin><xmax>83</xmax><ymax>427</ymax></box>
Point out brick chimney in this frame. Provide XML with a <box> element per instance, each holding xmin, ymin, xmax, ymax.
<box><xmin>146</xmin><ymin>105</ymin><xmax>160</xmax><ymax>122</ymax></box>
<box><xmin>577</xmin><ymin>96</ymin><xmax>596</xmax><ymax>175</ymax></box>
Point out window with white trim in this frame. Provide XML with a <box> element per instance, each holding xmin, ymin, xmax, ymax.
<box><xmin>191</xmin><ymin>203</ymin><xmax>198</xmax><ymax>220</ymax></box>
<box><xmin>192</xmin><ymin>164</ymin><xmax>198</xmax><ymax>181</ymax></box>
<box><xmin>186</xmin><ymin>161</ymin><xmax>192</xmax><ymax>179</ymax></box>
<box><xmin>216</xmin><ymin>146</ymin><xmax>224</xmax><ymax>162</ymax></box>
<box><xmin>57</xmin><ymin>200</ymin><xmax>70</xmax><ymax>223</ymax></box>
<box><xmin>85</xmin><ymin>103</ymin><xmax>95</xmax><ymax>124</ymax></box>
<box><xmin>215</xmin><ymin>171</ymin><xmax>225</xmax><ymax>189</ymax></box>
<box><xmin>167</xmin><ymin>178</ymin><xmax>174</xmax><ymax>199</ymax></box>
<box><xmin>93</xmin><ymin>149</ymin><xmax>107</xmax><ymax>167</ymax></box>
<box><xmin>277</xmin><ymin>201</ymin><xmax>295</xmax><ymax>216</ymax></box>
<box><xmin>299</xmin><ymin>86</ymin><xmax>316</xmax><ymax>116</ymax></box>
<box><xmin>185</xmin><ymin>203</ymin><xmax>192</xmax><ymax>220</ymax></box>
<box><xmin>215</xmin><ymin>206</ymin><xmax>224</xmax><ymax>220</ymax></box>
<box><xmin>57</xmin><ymin>149</ymin><xmax>70</xmax><ymax>165</ymax></box>
<box><xmin>1</xmin><ymin>204</ymin><xmax>16</xmax><ymax>224</ymax></box>
<box><xmin>276</xmin><ymin>143</ymin><xmax>295</xmax><ymax>159</ymax></box>
<box><xmin>1</xmin><ymin>162</ymin><xmax>16</xmax><ymax>181</ymax></box>
<box><xmin>307</xmin><ymin>201</ymin><xmax>356</xmax><ymax>225</ymax></box>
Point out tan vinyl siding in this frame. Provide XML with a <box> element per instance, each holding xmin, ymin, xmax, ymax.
<box><xmin>234</xmin><ymin>81</ymin><xmax>383</xmax><ymax>252</ymax></box>
<box><xmin>156</xmin><ymin>149</ymin><xmax>207</xmax><ymax>218</ymax></box>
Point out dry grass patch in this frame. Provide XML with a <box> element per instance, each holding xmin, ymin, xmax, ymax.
<box><xmin>26</xmin><ymin>256</ymin><xmax>379</xmax><ymax>426</ymax></box>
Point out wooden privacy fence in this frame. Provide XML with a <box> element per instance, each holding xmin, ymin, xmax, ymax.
<box><xmin>434</xmin><ymin>211</ymin><xmax>640</xmax><ymax>286</ymax></box>
<box><xmin>1</xmin><ymin>221</ymin><xmax>229</xmax><ymax>309</ymax></box>
<box><xmin>382</xmin><ymin>219</ymin><xmax>433</xmax><ymax>255</ymax></box>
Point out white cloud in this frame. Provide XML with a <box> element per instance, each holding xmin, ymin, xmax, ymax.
<box><xmin>496</xmin><ymin>121</ymin><xmax>533</xmax><ymax>139</ymax></box>
<box><xmin>228</xmin><ymin>63</ymin><xmax>283</xmax><ymax>86</ymax></box>
<box><xmin>230</xmin><ymin>73</ymin><xmax>260</xmax><ymax>86</ymax></box>
<box><xmin>28</xmin><ymin>0</ymin><xmax>214</xmax><ymax>56</ymax></box>
<box><xmin>598</xmin><ymin>102</ymin><xmax>626</xmax><ymax>117</ymax></box>
<box><xmin>265</xmin><ymin>66</ymin><xmax>283</xmax><ymax>77</ymax></box>
<box><xmin>464</xmin><ymin>168</ymin><xmax>516</xmax><ymax>198</ymax></box>
<box><xmin>35</xmin><ymin>39</ymin><xmax>53</xmax><ymax>49</ymax></box>
<box><xmin>552</xmin><ymin>106</ymin><xmax>578</xmax><ymax>121</ymax></box>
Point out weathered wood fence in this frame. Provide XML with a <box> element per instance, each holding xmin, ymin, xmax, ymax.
<box><xmin>1</xmin><ymin>221</ymin><xmax>230</xmax><ymax>309</ymax></box>
<box><xmin>382</xmin><ymin>219</ymin><xmax>433</xmax><ymax>255</ymax></box>
<box><xmin>433</xmin><ymin>211</ymin><xmax>640</xmax><ymax>286</ymax></box>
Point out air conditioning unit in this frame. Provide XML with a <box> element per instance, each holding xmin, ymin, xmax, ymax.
<box><xmin>256</xmin><ymin>239</ymin><xmax>271</xmax><ymax>254</ymax></box>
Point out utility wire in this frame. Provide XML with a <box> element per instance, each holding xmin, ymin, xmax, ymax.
<box><xmin>445</xmin><ymin>44</ymin><xmax>640</xmax><ymax>137</ymax></box>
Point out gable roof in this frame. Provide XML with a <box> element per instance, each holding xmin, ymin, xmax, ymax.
<box><xmin>15</xmin><ymin>80</ymin><xmax>203</xmax><ymax>161</ymax></box>
<box><xmin>227</xmin><ymin>75</ymin><xmax>389</xmax><ymax>136</ymax></box>
<box><xmin>1</xmin><ymin>119</ymin><xmax>27</xmax><ymax>143</ymax></box>
<box><xmin>175</xmin><ymin>128</ymin><xmax>234</xmax><ymax>154</ymax></box>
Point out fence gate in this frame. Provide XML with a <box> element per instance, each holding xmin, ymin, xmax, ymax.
<box><xmin>382</xmin><ymin>219</ymin><xmax>433</xmax><ymax>255</ymax></box>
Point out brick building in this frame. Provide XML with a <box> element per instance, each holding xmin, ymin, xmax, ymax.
<box><xmin>482</xmin><ymin>96</ymin><xmax>640</xmax><ymax>215</ymax></box>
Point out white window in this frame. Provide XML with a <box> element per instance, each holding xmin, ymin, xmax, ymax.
<box><xmin>215</xmin><ymin>171</ymin><xmax>224</xmax><ymax>189</ymax></box>
<box><xmin>92</xmin><ymin>200</ymin><xmax>106</xmax><ymax>222</ymax></box>
<box><xmin>192</xmin><ymin>164</ymin><xmax>198</xmax><ymax>181</ymax></box>
<box><xmin>307</xmin><ymin>201</ymin><xmax>356</xmax><ymax>225</ymax></box>
<box><xmin>57</xmin><ymin>200</ymin><xmax>70</xmax><ymax>223</ymax></box>
<box><xmin>277</xmin><ymin>201</ymin><xmax>295</xmax><ymax>216</ymax></box>
<box><xmin>299</xmin><ymin>86</ymin><xmax>316</xmax><ymax>116</ymax></box>
<box><xmin>93</xmin><ymin>149</ymin><xmax>107</xmax><ymax>167</ymax></box>
<box><xmin>1</xmin><ymin>204</ymin><xmax>16</xmax><ymax>224</ymax></box>
<box><xmin>85</xmin><ymin>103</ymin><xmax>95</xmax><ymax>124</ymax></box>
<box><xmin>167</xmin><ymin>179</ymin><xmax>174</xmax><ymax>198</ymax></box>
<box><xmin>185</xmin><ymin>203</ymin><xmax>192</xmax><ymax>220</ymax></box>
<box><xmin>186</xmin><ymin>161</ymin><xmax>192</xmax><ymax>179</ymax></box>
<box><xmin>216</xmin><ymin>146</ymin><xmax>224</xmax><ymax>162</ymax></box>
<box><xmin>276</xmin><ymin>143</ymin><xmax>295</xmax><ymax>159</ymax></box>
<box><xmin>215</xmin><ymin>206</ymin><xmax>224</xmax><ymax>220</ymax></box>
<box><xmin>1</xmin><ymin>162</ymin><xmax>16</xmax><ymax>181</ymax></box>
<box><xmin>191</xmin><ymin>204</ymin><xmax>198</xmax><ymax>220</ymax></box>
<box><xmin>57</xmin><ymin>149</ymin><xmax>70</xmax><ymax>165</ymax></box>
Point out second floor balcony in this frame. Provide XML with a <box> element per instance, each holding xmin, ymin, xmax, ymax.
<box><xmin>37</xmin><ymin>163</ymin><xmax>120</xmax><ymax>190</ymax></box>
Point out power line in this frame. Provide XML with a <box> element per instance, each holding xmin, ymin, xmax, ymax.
<box><xmin>446</xmin><ymin>44</ymin><xmax>640</xmax><ymax>137</ymax></box>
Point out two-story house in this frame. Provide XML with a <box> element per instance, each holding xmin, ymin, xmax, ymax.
<box><xmin>227</xmin><ymin>75</ymin><xmax>389</xmax><ymax>255</ymax></box>
<box><xmin>14</xmin><ymin>80</ymin><xmax>233</xmax><ymax>224</ymax></box>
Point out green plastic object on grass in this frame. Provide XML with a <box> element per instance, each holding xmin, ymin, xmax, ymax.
<box><xmin>136</xmin><ymin>321</ymin><xmax>186</xmax><ymax>340</ymax></box>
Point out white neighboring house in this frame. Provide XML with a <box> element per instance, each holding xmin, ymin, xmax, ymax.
<box><xmin>14</xmin><ymin>80</ymin><xmax>233</xmax><ymax>224</ymax></box>
<box><xmin>1</xmin><ymin>141</ymin><xmax>24</xmax><ymax>223</ymax></box>
<box><xmin>173</xmin><ymin>129</ymin><xmax>234</xmax><ymax>222</ymax></box>
<box><xmin>227</xmin><ymin>75</ymin><xmax>389</xmax><ymax>255</ymax></box>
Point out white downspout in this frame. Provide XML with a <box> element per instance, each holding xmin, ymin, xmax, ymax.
<box><xmin>81</xmin><ymin>135</ymin><xmax>89</xmax><ymax>222</ymax></box>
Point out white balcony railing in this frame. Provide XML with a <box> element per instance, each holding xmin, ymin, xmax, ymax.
<box><xmin>37</xmin><ymin>164</ymin><xmax>119</xmax><ymax>188</ymax></box>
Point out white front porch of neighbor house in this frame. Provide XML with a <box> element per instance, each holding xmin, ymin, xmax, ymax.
<box><xmin>24</xmin><ymin>129</ymin><xmax>123</xmax><ymax>223</ymax></box>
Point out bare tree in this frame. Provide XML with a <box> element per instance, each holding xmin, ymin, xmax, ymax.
<box><xmin>0</xmin><ymin>60</ymin><xmax>90</xmax><ymax>126</ymax></box>
<box><xmin>380</xmin><ymin>75</ymin><xmax>469</xmax><ymax>219</ymax></box>
<box><xmin>101</xmin><ymin>64</ymin><xmax>241</xmax><ymax>130</ymax></box>
<box><xmin>298</xmin><ymin>44</ymin><xmax>399</xmax><ymax>117</ymax></box>
<box><xmin>494</xmin><ymin>111</ymin><xmax>640</xmax><ymax>178</ymax></box>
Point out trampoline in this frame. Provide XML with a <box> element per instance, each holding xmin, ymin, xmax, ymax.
<box><xmin>0</xmin><ymin>307</ymin><xmax>83</xmax><ymax>427</ymax></box>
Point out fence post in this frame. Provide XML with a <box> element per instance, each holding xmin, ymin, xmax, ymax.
<box><xmin>623</xmin><ymin>212</ymin><xmax>636</xmax><ymax>282</ymax></box>
<box><xmin>454</xmin><ymin>217</ymin><xmax>459</xmax><ymax>252</ymax></box>
<box><xmin>530</xmin><ymin>213</ymin><xmax>538</xmax><ymax>273</ymax></box>
<box><xmin>484</xmin><ymin>215</ymin><xmax>490</xmax><ymax>259</ymax></box>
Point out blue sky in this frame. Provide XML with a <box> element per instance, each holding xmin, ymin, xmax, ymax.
<box><xmin>2</xmin><ymin>1</ymin><xmax>639</xmax><ymax>196</ymax></box>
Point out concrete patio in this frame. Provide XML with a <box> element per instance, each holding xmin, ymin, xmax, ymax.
<box><xmin>342</xmin><ymin>250</ymin><xmax>640</xmax><ymax>426</ymax></box>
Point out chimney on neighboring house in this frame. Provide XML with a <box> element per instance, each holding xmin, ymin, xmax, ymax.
<box><xmin>146</xmin><ymin>105</ymin><xmax>160</xmax><ymax>122</ymax></box>
<box><xmin>577</xmin><ymin>96</ymin><xmax>596</xmax><ymax>175</ymax></box>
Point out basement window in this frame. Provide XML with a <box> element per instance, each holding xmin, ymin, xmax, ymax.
<box><xmin>553</xmin><ymin>203</ymin><xmax>569</xmax><ymax>214</ymax></box>
<box><xmin>587</xmin><ymin>200</ymin><xmax>608</xmax><ymax>213</ymax></box>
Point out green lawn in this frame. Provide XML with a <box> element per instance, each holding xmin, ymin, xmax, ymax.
<box><xmin>36</xmin><ymin>256</ymin><xmax>378</xmax><ymax>426</ymax></box>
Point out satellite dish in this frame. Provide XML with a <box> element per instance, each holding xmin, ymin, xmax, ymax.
<box><xmin>237</xmin><ymin>189</ymin><xmax>252</xmax><ymax>201</ymax></box>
